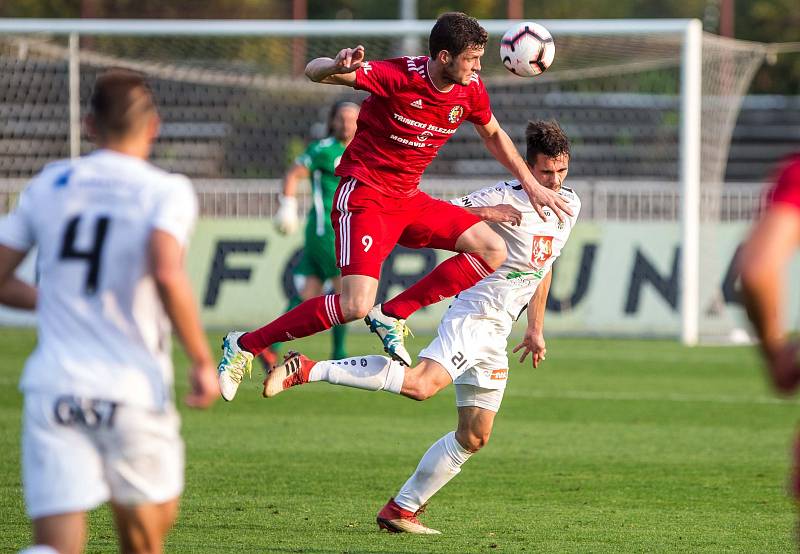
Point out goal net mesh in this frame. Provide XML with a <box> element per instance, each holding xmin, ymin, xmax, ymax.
<box><xmin>0</xmin><ymin>25</ymin><xmax>767</xmax><ymax>340</ymax></box>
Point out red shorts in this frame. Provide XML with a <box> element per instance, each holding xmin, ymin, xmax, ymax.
<box><xmin>331</xmin><ymin>177</ymin><xmax>481</xmax><ymax>278</ymax></box>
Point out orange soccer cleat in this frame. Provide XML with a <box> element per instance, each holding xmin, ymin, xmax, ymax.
<box><xmin>262</xmin><ymin>351</ymin><xmax>316</xmax><ymax>398</ymax></box>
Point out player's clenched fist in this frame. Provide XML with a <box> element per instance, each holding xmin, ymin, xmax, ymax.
<box><xmin>334</xmin><ymin>45</ymin><xmax>365</xmax><ymax>73</ymax></box>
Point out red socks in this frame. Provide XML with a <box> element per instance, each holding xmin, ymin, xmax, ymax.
<box><xmin>239</xmin><ymin>252</ymin><xmax>494</xmax><ymax>354</ymax></box>
<box><xmin>382</xmin><ymin>253</ymin><xmax>493</xmax><ymax>320</ymax></box>
<box><xmin>239</xmin><ymin>294</ymin><xmax>344</xmax><ymax>355</ymax></box>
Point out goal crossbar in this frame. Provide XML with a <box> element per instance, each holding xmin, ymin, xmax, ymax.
<box><xmin>0</xmin><ymin>18</ymin><xmax>695</xmax><ymax>36</ymax></box>
<box><xmin>0</xmin><ymin>17</ymin><xmax>705</xmax><ymax>344</ymax></box>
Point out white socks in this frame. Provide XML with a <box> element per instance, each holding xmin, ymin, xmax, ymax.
<box><xmin>309</xmin><ymin>355</ymin><xmax>405</xmax><ymax>393</ymax></box>
<box><xmin>394</xmin><ymin>431</ymin><xmax>473</xmax><ymax>512</ymax></box>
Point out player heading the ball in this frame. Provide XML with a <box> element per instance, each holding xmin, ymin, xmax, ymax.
<box><xmin>217</xmin><ymin>12</ymin><xmax>573</xmax><ymax>402</ymax></box>
<box><xmin>263</xmin><ymin>120</ymin><xmax>580</xmax><ymax>534</ymax></box>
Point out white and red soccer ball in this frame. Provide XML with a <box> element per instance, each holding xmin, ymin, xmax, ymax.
<box><xmin>500</xmin><ymin>22</ymin><xmax>555</xmax><ymax>77</ymax></box>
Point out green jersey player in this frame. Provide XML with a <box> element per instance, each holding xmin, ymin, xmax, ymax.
<box><xmin>265</xmin><ymin>101</ymin><xmax>360</xmax><ymax>366</ymax></box>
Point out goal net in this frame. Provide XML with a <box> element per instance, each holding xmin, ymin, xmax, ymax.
<box><xmin>0</xmin><ymin>19</ymin><xmax>768</xmax><ymax>341</ymax></box>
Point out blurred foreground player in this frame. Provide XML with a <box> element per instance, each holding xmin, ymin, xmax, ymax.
<box><xmin>262</xmin><ymin>101</ymin><xmax>360</xmax><ymax>368</ymax></box>
<box><xmin>740</xmin><ymin>153</ymin><xmax>800</xmax><ymax>526</ymax></box>
<box><xmin>0</xmin><ymin>70</ymin><xmax>217</xmax><ymax>554</ymax></box>
<box><xmin>264</xmin><ymin>121</ymin><xmax>579</xmax><ymax>534</ymax></box>
<box><xmin>216</xmin><ymin>12</ymin><xmax>573</xmax><ymax>401</ymax></box>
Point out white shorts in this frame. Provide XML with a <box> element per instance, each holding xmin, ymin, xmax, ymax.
<box><xmin>454</xmin><ymin>383</ymin><xmax>505</xmax><ymax>413</ymax></box>
<box><xmin>22</xmin><ymin>392</ymin><xmax>184</xmax><ymax>519</ymax></box>
<box><xmin>419</xmin><ymin>298</ymin><xmax>513</xmax><ymax>391</ymax></box>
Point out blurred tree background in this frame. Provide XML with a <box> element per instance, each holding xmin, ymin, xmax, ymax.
<box><xmin>0</xmin><ymin>0</ymin><xmax>797</xmax><ymax>92</ymax></box>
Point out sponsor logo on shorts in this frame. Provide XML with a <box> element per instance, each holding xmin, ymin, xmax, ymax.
<box><xmin>490</xmin><ymin>369</ymin><xmax>508</xmax><ymax>380</ymax></box>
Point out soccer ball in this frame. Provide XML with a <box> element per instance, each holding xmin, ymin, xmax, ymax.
<box><xmin>500</xmin><ymin>22</ymin><xmax>555</xmax><ymax>77</ymax></box>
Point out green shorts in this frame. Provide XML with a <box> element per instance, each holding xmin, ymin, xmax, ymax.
<box><xmin>296</xmin><ymin>230</ymin><xmax>340</xmax><ymax>281</ymax></box>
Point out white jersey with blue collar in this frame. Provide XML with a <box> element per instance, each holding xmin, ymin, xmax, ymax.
<box><xmin>0</xmin><ymin>150</ymin><xmax>197</xmax><ymax>410</ymax></box>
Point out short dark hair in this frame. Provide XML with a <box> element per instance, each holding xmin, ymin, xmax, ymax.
<box><xmin>326</xmin><ymin>100</ymin><xmax>359</xmax><ymax>135</ymax></box>
<box><xmin>526</xmin><ymin>120</ymin><xmax>570</xmax><ymax>164</ymax></box>
<box><xmin>428</xmin><ymin>12</ymin><xmax>488</xmax><ymax>59</ymax></box>
<box><xmin>89</xmin><ymin>69</ymin><xmax>156</xmax><ymax>141</ymax></box>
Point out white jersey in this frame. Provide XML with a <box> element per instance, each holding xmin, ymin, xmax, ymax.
<box><xmin>0</xmin><ymin>150</ymin><xmax>197</xmax><ymax>411</ymax></box>
<box><xmin>451</xmin><ymin>180</ymin><xmax>581</xmax><ymax>320</ymax></box>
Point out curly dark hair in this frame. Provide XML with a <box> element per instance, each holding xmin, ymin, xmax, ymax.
<box><xmin>428</xmin><ymin>12</ymin><xmax>488</xmax><ymax>59</ymax></box>
<box><xmin>525</xmin><ymin>120</ymin><xmax>570</xmax><ymax>163</ymax></box>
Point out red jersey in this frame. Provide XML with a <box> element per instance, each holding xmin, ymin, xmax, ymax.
<box><xmin>336</xmin><ymin>56</ymin><xmax>493</xmax><ymax>198</ymax></box>
<box><xmin>770</xmin><ymin>154</ymin><xmax>800</xmax><ymax>211</ymax></box>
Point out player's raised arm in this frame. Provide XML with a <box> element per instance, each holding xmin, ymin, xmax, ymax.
<box><xmin>475</xmin><ymin>115</ymin><xmax>572</xmax><ymax>222</ymax></box>
<box><xmin>305</xmin><ymin>45</ymin><xmax>365</xmax><ymax>86</ymax></box>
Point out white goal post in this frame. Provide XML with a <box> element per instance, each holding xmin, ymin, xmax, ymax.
<box><xmin>0</xmin><ymin>18</ymin><xmax>766</xmax><ymax>343</ymax></box>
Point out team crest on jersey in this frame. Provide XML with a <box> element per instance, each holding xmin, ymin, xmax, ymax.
<box><xmin>448</xmin><ymin>105</ymin><xmax>464</xmax><ymax>124</ymax></box>
<box><xmin>531</xmin><ymin>235</ymin><xmax>554</xmax><ymax>269</ymax></box>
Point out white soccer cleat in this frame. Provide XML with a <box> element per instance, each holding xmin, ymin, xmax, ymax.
<box><xmin>364</xmin><ymin>305</ymin><xmax>413</xmax><ymax>367</ymax></box>
<box><xmin>217</xmin><ymin>331</ymin><xmax>254</xmax><ymax>401</ymax></box>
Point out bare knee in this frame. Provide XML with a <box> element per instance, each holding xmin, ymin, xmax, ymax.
<box><xmin>463</xmin><ymin>227</ymin><xmax>507</xmax><ymax>269</ymax></box>
<box><xmin>480</xmin><ymin>233</ymin><xmax>508</xmax><ymax>269</ymax></box>
<box><xmin>338</xmin><ymin>293</ymin><xmax>374</xmax><ymax>321</ymax></box>
<box><xmin>455</xmin><ymin>428</ymin><xmax>492</xmax><ymax>453</ymax></box>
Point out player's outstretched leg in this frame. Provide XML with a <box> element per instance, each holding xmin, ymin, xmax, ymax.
<box><xmin>263</xmin><ymin>353</ymin><xmax>406</xmax><ymax>398</ymax></box>
<box><xmin>372</xmin><ymin>222</ymin><xmax>504</xmax><ymax>363</ymax></box>
<box><xmin>217</xmin><ymin>293</ymin><xmax>347</xmax><ymax>400</ymax></box>
<box><xmin>364</xmin><ymin>304</ymin><xmax>413</xmax><ymax>366</ymax></box>
<box><xmin>376</xmin><ymin>498</ymin><xmax>440</xmax><ymax>535</ymax></box>
<box><xmin>217</xmin><ymin>331</ymin><xmax>254</xmax><ymax>401</ymax></box>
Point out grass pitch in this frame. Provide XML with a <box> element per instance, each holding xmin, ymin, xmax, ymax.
<box><xmin>1</xmin><ymin>328</ymin><xmax>798</xmax><ymax>552</ymax></box>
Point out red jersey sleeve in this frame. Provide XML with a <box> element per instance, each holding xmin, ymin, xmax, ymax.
<box><xmin>353</xmin><ymin>58</ymin><xmax>409</xmax><ymax>97</ymax></box>
<box><xmin>769</xmin><ymin>155</ymin><xmax>800</xmax><ymax>212</ymax></box>
<box><xmin>466</xmin><ymin>77</ymin><xmax>492</xmax><ymax>126</ymax></box>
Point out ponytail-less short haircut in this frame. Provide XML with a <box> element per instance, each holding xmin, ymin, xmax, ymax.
<box><xmin>89</xmin><ymin>69</ymin><xmax>156</xmax><ymax>141</ymax></box>
<box><xmin>428</xmin><ymin>12</ymin><xmax>488</xmax><ymax>59</ymax></box>
<box><xmin>326</xmin><ymin>100</ymin><xmax>360</xmax><ymax>135</ymax></box>
<box><xmin>525</xmin><ymin>120</ymin><xmax>570</xmax><ymax>164</ymax></box>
